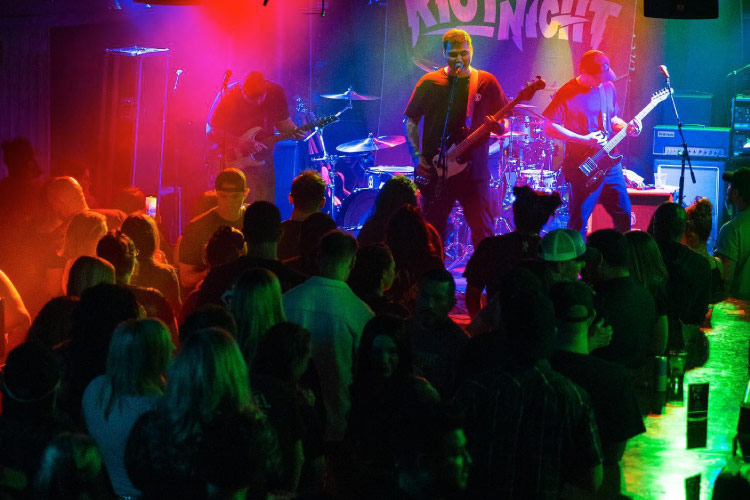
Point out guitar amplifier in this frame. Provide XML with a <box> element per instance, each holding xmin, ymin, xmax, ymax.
<box><xmin>652</xmin><ymin>125</ymin><xmax>731</xmax><ymax>159</ymax></box>
<box><xmin>275</xmin><ymin>140</ymin><xmax>312</xmax><ymax>220</ymax></box>
<box><xmin>588</xmin><ymin>189</ymin><xmax>673</xmax><ymax>233</ymax></box>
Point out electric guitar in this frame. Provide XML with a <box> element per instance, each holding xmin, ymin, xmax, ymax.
<box><xmin>573</xmin><ymin>87</ymin><xmax>672</xmax><ymax>189</ymax></box>
<box><xmin>208</xmin><ymin>114</ymin><xmax>338</xmax><ymax>171</ymax></box>
<box><xmin>418</xmin><ymin>77</ymin><xmax>546</xmax><ymax>200</ymax></box>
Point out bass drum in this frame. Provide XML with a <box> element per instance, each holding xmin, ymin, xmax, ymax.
<box><xmin>337</xmin><ymin>188</ymin><xmax>378</xmax><ymax>232</ymax></box>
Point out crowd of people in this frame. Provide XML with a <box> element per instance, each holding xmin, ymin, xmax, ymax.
<box><xmin>0</xmin><ymin>134</ymin><xmax>749</xmax><ymax>500</ymax></box>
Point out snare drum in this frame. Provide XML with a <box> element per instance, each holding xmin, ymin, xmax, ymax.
<box><xmin>365</xmin><ymin>166</ymin><xmax>414</xmax><ymax>189</ymax></box>
<box><xmin>517</xmin><ymin>169</ymin><xmax>557</xmax><ymax>192</ymax></box>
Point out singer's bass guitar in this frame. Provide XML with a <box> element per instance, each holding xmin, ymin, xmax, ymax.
<box><xmin>568</xmin><ymin>87</ymin><xmax>671</xmax><ymax>189</ymax></box>
<box><xmin>417</xmin><ymin>77</ymin><xmax>546</xmax><ymax>201</ymax></box>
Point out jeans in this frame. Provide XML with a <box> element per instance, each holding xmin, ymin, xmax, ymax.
<box><xmin>567</xmin><ymin>163</ymin><xmax>631</xmax><ymax>237</ymax></box>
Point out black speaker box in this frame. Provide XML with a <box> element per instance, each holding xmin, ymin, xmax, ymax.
<box><xmin>659</xmin><ymin>94</ymin><xmax>712</xmax><ymax>126</ymax></box>
<box><xmin>644</xmin><ymin>0</ymin><xmax>718</xmax><ymax>19</ymax></box>
<box><xmin>275</xmin><ymin>140</ymin><xmax>312</xmax><ymax>220</ymax></box>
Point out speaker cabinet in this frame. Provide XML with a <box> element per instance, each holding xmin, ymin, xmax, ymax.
<box><xmin>589</xmin><ymin>189</ymin><xmax>673</xmax><ymax>234</ymax></box>
<box><xmin>644</xmin><ymin>0</ymin><xmax>718</xmax><ymax>19</ymax></box>
<box><xmin>274</xmin><ymin>140</ymin><xmax>312</xmax><ymax>220</ymax></box>
<box><xmin>653</xmin><ymin>159</ymin><xmax>726</xmax><ymax>245</ymax></box>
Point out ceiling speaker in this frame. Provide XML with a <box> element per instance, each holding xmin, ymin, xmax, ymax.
<box><xmin>644</xmin><ymin>0</ymin><xmax>718</xmax><ymax>19</ymax></box>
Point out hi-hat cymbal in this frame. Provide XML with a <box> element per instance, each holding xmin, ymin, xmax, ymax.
<box><xmin>320</xmin><ymin>86</ymin><xmax>380</xmax><ymax>101</ymax></box>
<box><xmin>336</xmin><ymin>133</ymin><xmax>406</xmax><ymax>153</ymax></box>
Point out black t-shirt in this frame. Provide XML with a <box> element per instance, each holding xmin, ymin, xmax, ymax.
<box><xmin>207</xmin><ymin>80</ymin><xmax>290</xmax><ymax>141</ymax></box>
<box><xmin>590</xmin><ymin>276</ymin><xmax>656</xmax><ymax>369</ymax></box>
<box><xmin>550</xmin><ymin>350</ymin><xmax>645</xmax><ymax>446</ymax></box>
<box><xmin>463</xmin><ymin>232</ymin><xmax>541</xmax><ymax>298</ymax></box>
<box><xmin>407</xmin><ymin>317</ymin><xmax>469</xmax><ymax>399</ymax></box>
<box><xmin>404</xmin><ymin>69</ymin><xmax>507</xmax><ymax>180</ymax></box>
<box><xmin>179</xmin><ymin>207</ymin><xmax>245</xmax><ymax>268</ymax></box>
<box><xmin>277</xmin><ymin>219</ymin><xmax>304</xmax><ymax>261</ymax></box>
<box><xmin>542</xmin><ymin>78</ymin><xmax>619</xmax><ymax>170</ymax></box>
<box><xmin>658</xmin><ymin>240</ymin><xmax>711</xmax><ymax>326</ymax></box>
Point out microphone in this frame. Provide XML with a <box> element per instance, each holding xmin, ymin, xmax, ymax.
<box><xmin>454</xmin><ymin>62</ymin><xmax>464</xmax><ymax>76</ymax></box>
<box><xmin>221</xmin><ymin>70</ymin><xmax>232</xmax><ymax>90</ymax></box>
<box><xmin>659</xmin><ymin>65</ymin><xmax>670</xmax><ymax>80</ymax></box>
<box><xmin>173</xmin><ymin>69</ymin><xmax>183</xmax><ymax>92</ymax></box>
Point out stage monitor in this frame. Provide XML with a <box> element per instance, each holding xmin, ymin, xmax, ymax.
<box><xmin>644</xmin><ymin>0</ymin><xmax>718</xmax><ymax>19</ymax></box>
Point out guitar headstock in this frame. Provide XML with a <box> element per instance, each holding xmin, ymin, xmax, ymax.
<box><xmin>317</xmin><ymin>115</ymin><xmax>339</xmax><ymax>127</ymax></box>
<box><xmin>517</xmin><ymin>76</ymin><xmax>546</xmax><ymax>101</ymax></box>
<box><xmin>651</xmin><ymin>87</ymin><xmax>673</xmax><ymax>105</ymax></box>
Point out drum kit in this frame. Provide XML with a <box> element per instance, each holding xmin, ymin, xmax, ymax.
<box><xmin>309</xmin><ymin>86</ymin><xmax>568</xmax><ymax>265</ymax></box>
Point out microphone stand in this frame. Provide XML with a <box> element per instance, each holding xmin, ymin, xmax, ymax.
<box><xmin>220</xmin><ymin>73</ymin><xmax>231</xmax><ymax>171</ymax></box>
<box><xmin>437</xmin><ymin>67</ymin><xmax>460</xmax><ymax>198</ymax></box>
<box><xmin>664</xmin><ymin>73</ymin><xmax>695</xmax><ymax>205</ymax></box>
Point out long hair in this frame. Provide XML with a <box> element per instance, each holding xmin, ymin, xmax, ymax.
<box><xmin>101</xmin><ymin>318</ymin><xmax>173</xmax><ymax>419</ymax></box>
<box><xmin>386</xmin><ymin>205</ymin><xmax>433</xmax><ymax>272</ymax></box>
<box><xmin>59</xmin><ymin>210</ymin><xmax>107</xmax><ymax>260</ymax></box>
<box><xmin>229</xmin><ymin>268</ymin><xmax>285</xmax><ymax>367</ymax></box>
<box><xmin>121</xmin><ymin>213</ymin><xmax>159</xmax><ymax>260</ymax></box>
<box><xmin>160</xmin><ymin>328</ymin><xmax>252</xmax><ymax>442</ymax></box>
<box><xmin>354</xmin><ymin>314</ymin><xmax>414</xmax><ymax>387</ymax></box>
<box><xmin>625</xmin><ymin>230</ymin><xmax>668</xmax><ymax>295</ymax></box>
<box><xmin>66</xmin><ymin>256</ymin><xmax>115</xmax><ymax>297</ymax></box>
<box><xmin>347</xmin><ymin>243</ymin><xmax>394</xmax><ymax>298</ymax></box>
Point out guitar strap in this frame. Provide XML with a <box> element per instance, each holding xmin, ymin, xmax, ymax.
<box><xmin>598</xmin><ymin>84</ymin><xmax>609</xmax><ymax>136</ymax></box>
<box><xmin>465</xmin><ymin>68</ymin><xmax>479</xmax><ymax>130</ymax></box>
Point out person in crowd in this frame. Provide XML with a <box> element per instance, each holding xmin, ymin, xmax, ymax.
<box><xmin>283</xmin><ymin>230</ymin><xmax>373</xmax><ymax>445</ymax></box>
<box><xmin>228</xmin><ymin>268</ymin><xmax>286</xmax><ymax>368</ymax></box>
<box><xmin>34</xmin><ymin>433</ymin><xmax>114</xmax><ymax>500</ymax></box>
<box><xmin>548</xmin><ymin>280</ymin><xmax>645</xmax><ymax>496</ymax></box>
<box><xmin>358</xmin><ymin>176</ymin><xmax>441</xmax><ymax>253</ymax></box>
<box><xmin>539</xmin><ymin>228</ymin><xmax>600</xmax><ymax>284</ymax></box>
<box><xmin>386</xmin><ymin>204</ymin><xmax>445</xmax><ymax>313</ymax></box>
<box><xmin>125</xmin><ymin>327</ymin><xmax>257</xmax><ymax>499</ymax></box>
<box><xmin>112</xmin><ymin>186</ymin><xmax>148</xmax><ymax>216</ymax></box>
<box><xmin>66</xmin><ymin>255</ymin><xmax>116</xmax><ymax>297</ymax></box>
<box><xmin>96</xmin><ymin>230</ymin><xmax>177</xmax><ymax>337</ymax></box>
<box><xmin>121</xmin><ymin>213</ymin><xmax>181</xmax><ymax>313</ymax></box>
<box><xmin>345</xmin><ymin>314</ymin><xmax>439</xmax><ymax>499</ymax></box>
<box><xmin>278</xmin><ymin>170</ymin><xmax>326</xmax><ymax>261</ymax></box>
<box><xmin>45</xmin><ymin>210</ymin><xmax>108</xmax><ymax>299</ymax></box>
<box><xmin>0</xmin><ymin>137</ymin><xmax>42</xmax><ymax>224</ymax></box>
<box><xmin>0</xmin><ymin>342</ymin><xmax>75</xmax><ymax>499</ymax></box>
<box><xmin>253</xmin><ymin>322</ymin><xmax>326</xmax><ymax>492</ymax></box>
<box><xmin>62</xmin><ymin>283</ymin><xmax>141</xmax><ymax>424</ymax></box>
<box><xmin>464</xmin><ymin>186</ymin><xmax>561</xmax><ymax>317</ymax></box>
<box><xmin>188</xmin><ymin>201</ymin><xmax>306</xmax><ymax>317</ymax></box>
<box><xmin>651</xmin><ymin>202</ymin><xmax>711</xmax><ymax>352</ymax></box>
<box><xmin>59</xmin><ymin>158</ymin><xmax>99</xmax><ymax>208</ymax></box>
<box><xmin>283</xmin><ymin>212</ymin><xmax>337</xmax><ymax>277</ymax></box>
<box><xmin>407</xmin><ymin>269</ymin><xmax>468</xmax><ymax>399</ymax></box>
<box><xmin>197</xmin><ymin>411</ymin><xmax>282</xmax><ymax>500</ymax></box>
<box><xmin>624</xmin><ymin>230</ymin><xmax>669</xmax><ymax>356</ymax></box>
<box><xmin>206</xmin><ymin>225</ymin><xmax>247</xmax><ymax>269</ymax></box>
<box><xmin>454</xmin><ymin>288</ymin><xmax>603</xmax><ymax>499</ymax></box>
<box><xmin>179</xmin><ymin>168</ymin><xmax>249</xmax><ymax>291</ymax></box>
<box><xmin>685</xmin><ymin>197</ymin><xmax>725</xmax><ymax>303</ymax></box>
<box><xmin>0</xmin><ymin>269</ymin><xmax>31</xmax><ymax>359</ymax></box>
<box><xmin>585</xmin><ymin>229</ymin><xmax>656</xmax><ymax>369</ymax></box>
<box><xmin>26</xmin><ymin>296</ymin><xmax>78</xmax><ymax>351</ymax></box>
<box><xmin>717</xmin><ymin>168</ymin><xmax>750</xmax><ymax>301</ymax></box>
<box><xmin>397</xmin><ymin>405</ymin><xmax>472</xmax><ymax>500</ymax></box>
<box><xmin>82</xmin><ymin>319</ymin><xmax>174</xmax><ymax>498</ymax></box>
<box><xmin>179</xmin><ymin>303</ymin><xmax>238</xmax><ymax>345</ymax></box>
<box><xmin>347</xmin><ymin>243</ymin><xmax>407</xmax><ymax>317</ymax></box>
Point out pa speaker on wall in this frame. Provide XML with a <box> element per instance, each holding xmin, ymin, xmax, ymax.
<box><xmin>644</xmin><ymin>0</ymin><xmax>718</xmax><ymax>19</ymax></box>
<box><xmin>654</xmin><ymin>159</ymin><xmax>725</xmax><ymax>246</ymax></box>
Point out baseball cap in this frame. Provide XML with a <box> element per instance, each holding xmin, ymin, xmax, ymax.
<box><xmin>539</xmin><ymin>229</ymin><xmax>600</xmax><ymax>262</ymax></box>
<box><xmin>215</xmin><ymin>168</ymin><xmax>247</xmax><ymax>193</ymax></box>
<box><xmin>723</xmin><ymin>167</ymin><xmax>750</xmax><ymax>201</ymax></box>
<box><xmin>580</xmin><ymin>50</ymin><xmax>616</xmax><ymax>82</ymax></box>
<box><xmin>549</xmin><ymin>280</ymin><xmax>595</xmax><ymax>323</ymax></box>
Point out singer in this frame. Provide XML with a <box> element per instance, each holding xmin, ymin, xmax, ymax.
<box><xmin>206</xmin><ymin>71</ymin><xmax>304</xmax><ymax>203</ymax></box>
<box><xmin>404</xmin><ymin>28</ymin><xmax>507</xmax><ymax>246</ymax></box>
<box><xmin>543</xmin><ymin>50</ymin><xmax>642</xmax><ymax>235</ymax></box>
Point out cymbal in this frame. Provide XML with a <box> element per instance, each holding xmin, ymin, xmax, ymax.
<box><xmin>320</xmin><ymin>87</ymin><xmax>380</xmax><ymax>101</ymax></box>
<box><xmin>336</xmin><ymin>134</ymin><xmax>406</xmax><ymax>153</ymax></box>
<box><xmin>515</xmin><ymin>103</ymin><xmax>538</xmax><ymax>108</ymax></box>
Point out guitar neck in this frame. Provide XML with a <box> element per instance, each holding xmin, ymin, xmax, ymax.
<box><xmin>450</xmin><ymin>95</ymin><xmax>525</xmax><ymax>159</ymax></box>
<box><xmin>261</xmin><ymin>121</ymin><xmax>317</xmax><ymax>146</ymax></box>
<box><xmin>601</xmin><ymin>99</ymin><xmax>661</xmax><ymax>154</ymax></box>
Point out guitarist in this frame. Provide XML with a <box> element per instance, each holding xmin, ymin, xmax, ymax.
<box><xmin>404</xmin><ymin>28</ymin><xmax>508</xmax><ymax>246</ymax></box>
<box><xmin>543</xmin><ymin>50</ymin><xmax>642</xmax><ymax>235</ymax></box>
<box><xmin>207</xmin><ymin>71</ymin><xmax>305</xmax><ymax>203</ymax></box>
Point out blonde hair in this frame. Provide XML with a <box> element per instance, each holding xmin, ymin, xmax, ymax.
<box><xmin>442</xmin><ymin>28</ymin><xmax>472</xmax><ymax>52</ymax></box>
<box><xmin>101</xmin><ymin>318</ymin><xmax>173</xmax><ymax>419</ymax></box>
<box><xmin>66</xmin><ymin>256</ymin><xmax>115</xmax><ymax>297</ymax></box>
<box><xmin>161</xmin><ymin>328</ymin><xmax>252</xmax><ymax>442</ymax></box>
<box><xmin>59</xmin><ymin>210</ymin><xmax>107</xmax><ymax>260</ymax></box>
<box><xmin>230</xmin><ymin>268</ymin><xmax>285</xmax><ymax>366</ymax></box>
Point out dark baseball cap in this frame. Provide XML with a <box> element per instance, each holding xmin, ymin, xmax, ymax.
<box><xmin>539</xmin><ymin>229</ymin><xmax>601</xmax><ymax>263</ymax></box>
<box><xmin>549</xmin><ymin>280</ymin><xmax>595</xmax><ymax>323</ymax></box>
<box><xmin>723</xmin><ymin>167</ymin><xmax>750</xmax><ymax>201</ymax></box>
<box><xmin>580</xmin><ymin>50</ymin><xmax>616</xmax><ymax>82</ymax></box>
<box><xmin>215</xmin><ymin>168</ymin><xmax>247</xmax><ymax>193</ymax></box>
